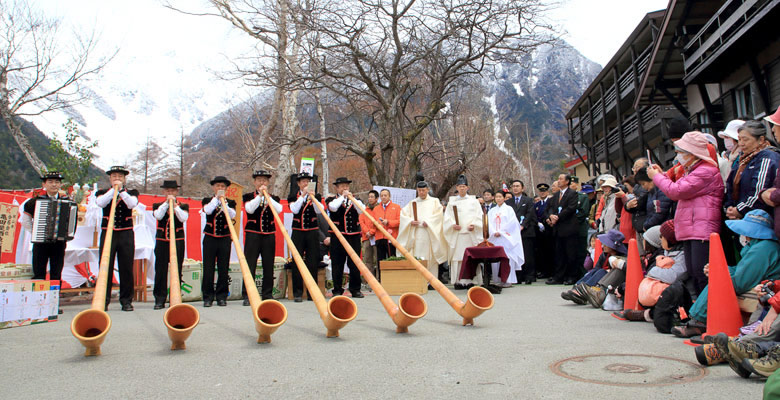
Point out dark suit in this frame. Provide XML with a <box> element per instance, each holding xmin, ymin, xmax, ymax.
<box><xmin>510</xmin><ymin>194</ymin><xmax>537</xmax><ymax>282</ymax></box>
<box><xmin>545</xmin><ymin>188</ymin><xmax>580</xmax><ymax>283</ymax></box>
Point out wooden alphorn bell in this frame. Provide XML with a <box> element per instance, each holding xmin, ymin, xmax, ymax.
<box><xmin>262</xmin><ymin>190</ymin><xmax>357</xmax><ymax>338</ymax></box>
<box><xmin>162</xmin><ymin>198</ymin><xmax>200</xmax><ymax>350</ymax></box>
<box><xmin>219</xmin><ymin>196</ymin><xmax>287</xmax><ymax>343</ymax></box>
<box><xmin>70</xmin><ymin>184</ymin><xmax>119</xmax><ymax>356</ymax></box>
<box><xmin>348</xmin><ymin>194</ymin><xmax>494</xmax><ymax>325</ymax></box>
<box><xmin>308</xmin><ymin>192</ymin><xmax>427</xmax><ymax>333</ymax></box>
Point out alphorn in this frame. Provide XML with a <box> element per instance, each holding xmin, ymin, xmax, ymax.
<box><xmin>348</xmin><ymin>194</ymin><xmax>494</xmax><ymax>325</ymax></box>
<box><xmin>162</xmin><ymin>198</ymin><xmax>199</xmax><ymax>350</ymax></box>
<box><xmin>70</xmin><ymin>184</ymin><xmax>118</xmax><ymax>356</ymax></box>
<box><xmin>219</xmin><ymin>196</ymin><xmax>287</xmax><ymax>343</ymax></box>
<box><xmin>308</xmin><ymin>192</ymin><xmax>427</xmax><ymax>333</ymax></box>
<box><xmin>261</xmin><ymin>190</ymin><xmax>357</xmax><ymax>337</ymax></box>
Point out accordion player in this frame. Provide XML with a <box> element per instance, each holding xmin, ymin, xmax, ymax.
<box><xmin>20</xmin><ymin>172</ymin><xmax>75</xmax><ymax>313</ymax></box>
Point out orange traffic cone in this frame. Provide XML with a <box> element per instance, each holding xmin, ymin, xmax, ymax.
<box><xmin>623</xmin><ymin>238</ymin><xmax>644</xmax><ymax>311</ymax></box>
<box><xmin>703</xmin><ymin>232</ymin><xmax>743</xmax><ymax>337</ymax></box>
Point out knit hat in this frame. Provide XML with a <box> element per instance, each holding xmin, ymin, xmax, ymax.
<box><xmin>659</xmin><ymin>220</ymin><xmax>677</xmax><ymax>245</ymax></box>
<box><xmin>643</xmin><ymin>225</ymin><xmax>662</xmax><ymax>249</ymax></box>
<box><xmin>673</xmin><ymin>131</ymin><xmax>717</xmax><ymax>167</ymax></box>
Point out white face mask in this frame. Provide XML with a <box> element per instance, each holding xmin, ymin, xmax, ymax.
<box><xmin>675</xmin><ymin>153</ymin><xmax>690</xmax><ymax>166</ymax></box>
<box><xmin>739</xmin><ymin>235</ymin><xmax>750</xmax><ymax>247</ymax></box>
<box><xmin>724</xmin><ymin>138</ymin><xmax>735</xmax><ymax>152</ymax></box>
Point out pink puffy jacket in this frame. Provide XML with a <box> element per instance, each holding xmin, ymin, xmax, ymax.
<box><xmin>652</xmin><ymin>161</ymin><xmax>724</xmax><ymax>241</ymax></box>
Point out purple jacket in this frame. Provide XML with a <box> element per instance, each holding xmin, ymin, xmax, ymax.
<box><xmin>652</xmin><ymin>161</ymin><xmax>724</xmax><ymax>241</ymax></box>
<box><xmin>762</xmin><ymin>170</ymin><xmax>780</xmax><ymax>238</ymax></box>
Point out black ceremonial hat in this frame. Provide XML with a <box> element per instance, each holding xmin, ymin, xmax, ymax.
<box><xmin>536</xmin><ymin>183</ymin><xmax>550</xmax><ymax>191</ymax></box>
<box><xmin>40</xmin><ymin>171</ymin><xmax>64</xmax><ymax>181</ymax></box>
<box><xmin>209</xmin><ymin>176</ymin><xmax>231</xmax><ymax>186</ymax></box>
<box><xmin>160</xmin><ymin>180</ymin><xmax>181</xmax><ymax>189</ymax></box>
<box><xmin>106</xmin><ymin>165</ymin><xmax>130</xmax><ymax>175</ymax></box>
<box><xmin>333</xmin><ymin>177</ymin><xmax>352</xmax><ymax>185</ymax></box>
<box><xmin>296</xmin><ymin>172</ymin><xmax>313</xmax><ymax>181</ymax></box>
<box><xmin>456</xmin><ymin>174</ymin><xmax>468</xmax><ymax>186</ymax></box>
<box><xmin>252</xmin><ymin>170</ymin><xmax>272</xmax><ymax>178</ymax></box>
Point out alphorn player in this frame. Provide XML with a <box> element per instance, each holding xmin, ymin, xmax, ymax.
<box><xmin>201</xmin><ymin>176</ymin><xmax>236</xmax><ymax>307</ymax></box>
<box><xmin>95</xmin><ymin>166</ymin><xmax>139</xmax><ymax>312</ymax></box>
<box><xmin>326</xmin><ymin>177</ymin><xmax>365</xmax><ymax>298</ymax></box>
<box><xmin>242</xmin><ymin>170</ymin><xmax>282</xmax><ymax>305</ymax></box>
<box><xmin>20</xmin><ymin>171</ymin><xmax>70</xmax><ymax>314</ymax></box>
<box><xmin>288</xmin><ymin>172</ymin><xmax>321</xmax><ymax>302</ymax></box>
<box><xmin>151</xmin><ymin>180</ymin><xmax>189</xmax><ymax>310</ymax></box>
<box><xmin>443</xmin><ymin>174</ymin><xmax>483</xmax><ymax>289</ymax></box>
<box><xmin>397</xmin><ymin>177</ymin><xmax>447</xmax><ymax>278</ymax></box>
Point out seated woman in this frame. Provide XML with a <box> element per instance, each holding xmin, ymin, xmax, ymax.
<box><xmin>560</xmin><ymin>230</ymin><xmax>626</xmax><ymax>305</ymax></box>
<box><xmin>486</xmin><ymin>190</ymin><xmax>524</xmax><ymax>286</ymax></box>
<box><xmin>613</xmin><ymin>221</ymin><xmax>687</xmax><ymax>321</ymax></box>
<box><xmin>672</xmin><ymin>209</ymin><xmax>780</xmax><ymax>338</ymax></box>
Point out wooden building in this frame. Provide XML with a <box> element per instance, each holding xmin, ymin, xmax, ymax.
<box><xmin>567</xmin><ymin>0</ymin><xmax>780</xmax><ymax>178</ymax></box>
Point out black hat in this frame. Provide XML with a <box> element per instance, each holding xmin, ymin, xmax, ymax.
<box><xmin>41</xmin><ymin>171</ymin><xmax>64</xmax><ymax>181</ymax></box>
<box><xmin>160</xmin><ymin>180</ymin><xmax>181</xmax><ymax>189</ymax></box>
<box><xmin>416</xmin><ymin>181</ymin><xmax>429</xmax><ymax>188</ymax></box>
<box><xmin>210</xmin><ymin>176</ymin><xmax>231</xmax><ymax>186</ymax></box>
<box><xmin>332</xmin><ymin>177</ymin><xmax>352</xmax><ymax>185</ymax></box>
<box><xmin>571</xmin><ymin>176</ymin><xmax>580</xmax><ymax>183</ymax></box>
<box><xmin>456</xmin><ymin>174</ymin><xmax>468</xmax><ymax>186</ymax></box>
<box><xmin>252</xmin><ymin>170</ymin><xmax>272</xmax><ymax>178</ymax></box>
<box><xmin>536</xmin><ymin>183</ymin><xmax>550</xmax><ymax>191</ymax></box>
<box><xmin>296</xmin><ymin>172</ymin><xmax>313</xmax><ymax>181</ymax></box>
<box><xmin>106</xmin><ymin>165</ymin><xmax>129</xmax><ymax>175</ymax></box>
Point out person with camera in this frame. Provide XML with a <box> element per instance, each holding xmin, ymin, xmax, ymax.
<box><xmin>201</xmin><ymin>176</ymin><xmax>237</xmax><ymax>307</ymax></box>
<box><xmin>672</xmin><ymin>209</ymin><xmax>780</xmax><ymax>339</ymax></box>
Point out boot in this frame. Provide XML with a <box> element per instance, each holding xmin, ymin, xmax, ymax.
<box><xmin>694</xmin><ymin>343</ymin><xmax>726</xmax><ymax>366</ymax></box>
<box><xmin>742</xmin><ymin>345</ymin><xmax>780</xmax><ymax>378</ymax></box>
<box><xmin>583</xmin><ymin>285</ymin><xmax>606</xmax><ymax>308</ymax></box>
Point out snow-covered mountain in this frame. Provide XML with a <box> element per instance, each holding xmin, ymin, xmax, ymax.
<box><xmin>25</xmin><ymin>50</ymin><xmax>248</xmax><ymax>170</ymax></box>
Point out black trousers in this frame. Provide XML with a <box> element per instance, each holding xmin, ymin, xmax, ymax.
<box><xmin>535</xmin><ymin>229</ymin><xmax>555</xmax><ymax>277</ymax></box>
<box><xmin>202</xmin><ymin>235</ymin><xmax>231</xmax><ymax>302</ymax></box>
<box><xmin>290</xmin><ymin>229</ymin><xmax>319</xmax><ymax>298</ymax></box>
<box><xmin>518</xmin><ymin>236</ymin><xmax>535</xmax><ymax>282</ymax></box>
<box><xmin>375</xmin><ymin>238</ymin><xmax>396</xmax><ymax>262</ymax></box>
<box><xmin>153</xmin><ymin>239</ymin><xmax>185</xmax><ymax>304</ymax></box>
<box><xmin>553</xmin><ymin>233</ymin><xmax>580</xmax><ymax>282</ymax></box>
<box><xmin>243</xmin><ymin>232</ymin><xmax>276</xmax><ymax>300</ymax></box>
<box><xmin>32</xmin><ymin>241</ymin><xmax>67</xmax><ymax>281</ymax></box>
<box><xmin>99</xmin><ymin>229</ymin><xmax>135</xmax><ymax>306</ymax></box>
<box><xmin>330</xmin><ymin>233</ymin><xmax>362</xmax><ymax>295</ymax></box>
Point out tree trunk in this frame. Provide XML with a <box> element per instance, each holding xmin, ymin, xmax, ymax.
<box><xmin>314</xmin><ymin>89</ymin><xmax>330</xmax><ymax>196</ymax></box>
<box><xmin>2</xmin><ymin>115</ymin><xmax>47</xmax><ymax>175</ymax></box>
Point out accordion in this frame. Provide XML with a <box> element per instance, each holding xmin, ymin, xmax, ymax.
<box><xmin>31</xmin><ymin>199</ymin><xmax>78</xmax><ymax>243</ymax></box>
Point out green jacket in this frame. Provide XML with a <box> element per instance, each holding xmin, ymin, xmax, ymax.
<box><xmin>576</xmin><ymin>192</ymin><xmax>590</xmax><ymax>236</ymax></box>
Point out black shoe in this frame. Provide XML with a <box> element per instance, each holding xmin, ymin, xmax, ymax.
<box><xmin>524</xmin><ymin>280</ymin><xmax>533</xmax><ymax>285</ymax></box>
<box><xmin>454</xmin><ymin>283</ymin><xmax>466</xmax><ymax>290</ymax></box>
<box><xmin>294</xmin><ymin>297</ymin><xmax>302</xmax><ymax>302</ymax></box>
<box><xmin>121</xmin><ymin>303</ymin><xmax>134</xmax><ymax>312</ymax></box>
<box><xmin>58</xmin><ymin>309</ymin><xmax>64</xmax><ymax>314</ymax></box>
<box><xmin>563</xmin><ymin>279</ymin><xmax>576</xmax><ymax>285</ymax></box>
<box><xmin>332</xmin><ymin>290</ymin><xmax>344</xmax><ymax>297</ymax></box>
<box><xmin>307</xmin><ymin>296</ymin><xmax>313</xmax><ymax>301</ymax></box>
<box><xmin>351</xmin><ymin>291</ymin><xmax>364</xmax><ymax>298</ymax></box>
<box><xmin>204</xmin><ymin>300</ymin><xmax>213</xmax><ymax>307</ymax></box>
<box><xmin>545</xmin><ymin>279</ymin><xmax>563</xmax><ymax>285</ymax></box>
<box><xmin>217</xmin><ymin>299</ymin><xmax>227</xmax><ymax>307</ymax></box>
<box><xmin>153</xmin><ymin>303</ymin><xmax>164</xmax><ymax>310</ymax></box>
<box><xmin>242</xmin><ymin>299</ymin><xmax>250</xmax><ymax>306</ymax></box>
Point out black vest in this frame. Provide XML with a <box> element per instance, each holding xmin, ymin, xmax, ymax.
<box><xmin>153</xmin><ymin>202</ymin><xmax>188</xmax><ymax>241</ymax></box>
<box><xmin>95</xmin><ymin>188</ymin><xmax>139</xmax><ymax>231</ymax></box>
<box><xmin>243</xmin><ymin>192</ymin><xmax>278</xmax><ymax>234</ymax></box>
<box><xmin>202</xmin><ymin>197</ymin><xmax>236</xmax><ymax>237</ymax></box>
<box><xmin>327</xmin><ymin>196</ymin><xmax>360</xmax><ymax>235</ymax></box>
<box><xmin>288</xmin><ymin>192</ymin><xmax>320</xmax><ymax>231</ymax></box>
<box><xmin>23</xmin><ymin>192</ymin><xmax>70</xmax><ymax>216</ymax></box>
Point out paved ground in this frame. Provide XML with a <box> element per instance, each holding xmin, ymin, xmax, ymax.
<box><xmin>0</xmin><ymin>283</ymin><xmax>767</xmax><ymax>399</ymax></box>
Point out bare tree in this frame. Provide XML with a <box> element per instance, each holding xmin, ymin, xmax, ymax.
<box><xmin>127</xmin><ymin>137</ymin><xmax>169</xmax><ymax>192</ymax></box>
<box><xmin>305</xmin><ymin>0</ymin><xmax>555</xmax><ymax>188</ymax></box>
<box><xmin>0</xmin><ymin>0</ymin><xmax>113</xmax><ymax>174</ymax></box>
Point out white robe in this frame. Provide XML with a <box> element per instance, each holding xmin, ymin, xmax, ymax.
<box><xmin>443</xmin><ymin>194</ymin><xmax>484</xmax><ymax>283</ymax></box>
<box><xmin>487</xmin><ymin>203</ymin><xmax>525</xmax><ymax>284</ymax></box>
<box><xmin>397</xmin><ymin>196</ymin><xmax>448</xmax><ymax>276</ymax></box>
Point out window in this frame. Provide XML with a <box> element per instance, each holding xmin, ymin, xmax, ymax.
<box><xmin>698</xmin><ymin>111</ymin><xmax>712</xmax><ymax>133</ymax></box>
<box><xmin>735</xmin><ymin>84</ymin><xmax>754</xmax><ymax>118</ymax></box>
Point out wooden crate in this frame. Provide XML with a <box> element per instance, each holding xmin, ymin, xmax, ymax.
<box><xmin>380</xmin><ymin>260</ymin><xmax>428</xmax><ymax>295</ymax></box>
<box><xmin>286</xmin><ymin>268</ymin><xmax>327</xmax><ymax>300</ymax></box>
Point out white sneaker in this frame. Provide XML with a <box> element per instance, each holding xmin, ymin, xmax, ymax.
<box><xmin>601</xmin><ymin>293</ymin><xmax>624</xmax><ymax>311</ymax></box>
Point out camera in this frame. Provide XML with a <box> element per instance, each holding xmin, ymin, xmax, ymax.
<box><xmin>616</xmin><ymin>184</ymin><xmax>628</xmax><ymax>193</ymax></box>
<box><xmin>759</xmin><ymin>281</ymin><xmax>776</xmax><ymax>307</ymax></box>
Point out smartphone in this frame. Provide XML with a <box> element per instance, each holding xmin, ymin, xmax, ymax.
<box><xmin>646</xmin><ymin>149</ymin><xmax>653</xmax><ymax>166</ymax></box>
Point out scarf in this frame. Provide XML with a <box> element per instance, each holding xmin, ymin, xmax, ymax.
<box><xmin>732</xmin><ymin>141</ymin><xmax>769</xmax><ymax>202</ymax></box>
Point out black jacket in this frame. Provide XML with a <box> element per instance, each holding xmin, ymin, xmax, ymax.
<box><xmin>545</xmin><ymin>189</ymin><xmax>579</xmax><ymax>237</ymax></box>
<box><xmin>509</xmin><ymin>194</ymin><xmax>536</xmax><ymax>238</ymax></box>
<box><xmin>625</xmin><ymin>184</ymin><xmax>648</xmax><ymax>233</ymax></box>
